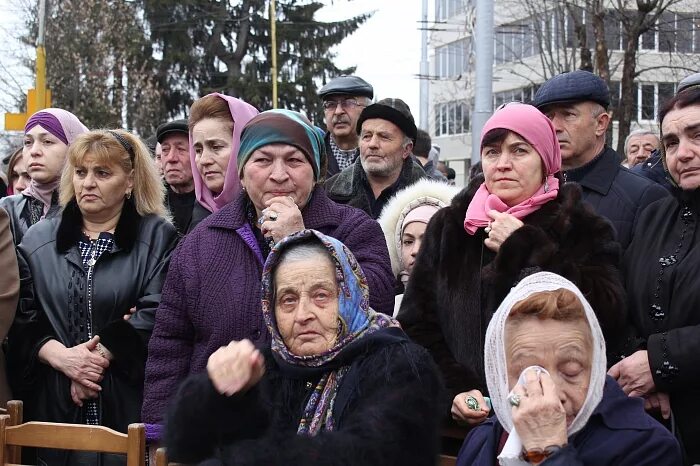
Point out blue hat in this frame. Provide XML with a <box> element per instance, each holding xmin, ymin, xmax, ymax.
<box><xmin>677</xmin><ymin>72</ymin><xmax>700</xmax><ymax>94</ymax></box>
<box><xmin>533</xmin><ymin>70</ymin><xmax>610</xmax><ymax>110</ymax></box>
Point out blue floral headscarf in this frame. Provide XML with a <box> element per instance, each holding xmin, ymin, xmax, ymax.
<box><xmin>261</xmin><ymin>229</ymin><xmax>399</xmax><ymax>434</ymax></box>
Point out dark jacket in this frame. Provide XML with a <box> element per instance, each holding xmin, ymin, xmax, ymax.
<box><xmin>164</xmin><ymin>328</ymin><xmax>443</xmax><ymax>466</ymax></box>
<box><xmin>188</xmin><ymin>201</ymin><xmax>211</xmax><ymax>233</ymax></box>
<box><xmin>623</xmin><ymin>188</ymin><xmax>700</xmax><ymax>464</ymax></box>
<box><xmin>324</xmin><ymin>157</ymin><xmax>427</xmax><ymax>219</ymax></box>
<box><xmin>398</xmin><ymin>178</ymin><xmax>625</xmax><ymax>411</ymax></box>
<box><xmin>563</xmin><ymin>146</ymin><xmax>668</xmax><ymax>249</ymax></box>
<box><xmin>142</xmin><ymin>188</ymin><xmax>395</xmax><ymax>426</ymax></box>
<box><xmin>456</xmin><ymin>376</ymin><xmax>681</xmax><ymax>466</ymax></box>
<box><xmin>630</xmin><ymin>150</ymin><xmax>673</xmax><ymax>191</ymax></box>
<box><xmin>0</xmin><ymin>193</ymin><xmax>61</xmax><ymax>245</ymax></box>
<box><xmin>8</xmin><ymin>200</ymin><xmax>178</xmax><ymax>435</ymax></box>
<box><xmin>323</xmin><ymin>132</ymin><xmax>359</xmax><ymax>178</ymax></box>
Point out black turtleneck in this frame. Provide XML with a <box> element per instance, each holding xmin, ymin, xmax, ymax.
<box><xmin>166</xmin><ymin>187</ymin><xmax>196</xmax><ymax>235</ymax></box>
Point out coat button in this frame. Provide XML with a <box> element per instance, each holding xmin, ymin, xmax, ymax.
<box><xmin>252</xmin><ymin>329</ymin><xmax>261</xmax><ymax>340</ymax></box>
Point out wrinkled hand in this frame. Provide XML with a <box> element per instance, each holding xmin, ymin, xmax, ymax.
<box><xmin>484</xmin><ymin>211</ymin><xmax>524</xmax><ymax>252</ymax></box>
<box><xmin>207</xmin><ymin>339</ymin><xmax>265</xmax><ymax>396</ymax></box>
<box><xmin>644</xmin><ymin>391</ymin><xmax>671</xmax><ymax>420</ymax></box>
<box><xmin>58</xmin><ymin>336</ymin><xmax>109</xmax><ymax>391</ymax></box>
<box><xmin>451</xmin><ymin>389</ymin><xmax>490</xmax><ymax>425</ymax></box>
<box><xmin>511</xmin><ymin>370</ymin><xmax>567</xmax><ymax>451</ymax></box>
<box><xmin>259</xmin><ymin>196</ymin><xmax>305</xmax><ymax>244</ymax></box>
<box><xmin>608</xmin><ymin>350</ymin><xmax>654</xmax><ymax>397</ymax></box>
<box><xmin>70</xmin><ymin>380</ymin><xmax>99</xmax><ymax>407</ymax></box>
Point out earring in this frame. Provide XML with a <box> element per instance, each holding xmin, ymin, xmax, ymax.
<box><xmin>543</xmin><ymin>178</ymin><xmax>549</xmax><ymax>193</ymax></box>
<box><xmin>126</xmin><ymin>191</ymin><xmax>132</xmax><ymax>199</ymax></box>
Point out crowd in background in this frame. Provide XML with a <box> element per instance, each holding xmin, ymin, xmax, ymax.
<box><xmin>0</xmin><ymin>69</ymin><xmax>698</xmax><ymax>466</ymax></box>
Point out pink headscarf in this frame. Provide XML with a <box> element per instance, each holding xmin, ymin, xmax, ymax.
<box><xmin>190</xmin><ymin>93</ymin><xmax>259</xmax><ymax>213</ymax></box>
<box><xmin>464</xmin><ymin>103</ymin><xmax>561</xmax><ymax>235</ymax></box>
<box><xmin>22</xmin><ymin>108</ymin><xmax>89</xmax><ymax>214</ymax></box>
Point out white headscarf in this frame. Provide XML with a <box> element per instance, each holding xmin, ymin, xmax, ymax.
<box><xmin>484</xmin><ymin>272</ymin><xmax>607</xmax><ymax>466</ymax></box>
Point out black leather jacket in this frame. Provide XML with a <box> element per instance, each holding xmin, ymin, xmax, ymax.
<box><xmin>8</xmin><ymin>199</ymin><xmax>178</xmax><ymax>436</ymax></box>
<box><xmin>0</xmin><ymin>193</ymin><xmax>61</xmax><ymax>245</ymax></box>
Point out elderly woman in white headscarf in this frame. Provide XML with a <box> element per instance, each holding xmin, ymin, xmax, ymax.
<box><xmin>456</xmin><ymin>272</ymin><xmax>680</xmax><ymax>466</ymax></box>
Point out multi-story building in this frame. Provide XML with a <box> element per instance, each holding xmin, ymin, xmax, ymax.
<box><xmin>429</xmin><ymin>0</ymin><xmax>700</xmax><ymax>186</ymax></box>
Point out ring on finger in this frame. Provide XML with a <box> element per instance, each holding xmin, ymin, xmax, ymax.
<box><xmin>465</xmin><ymin>395</ymin><xmax>480</xmax><ymax>411</ymax></box>
<box><xmin>508</xmin><ymin>393</ymin><xmax>521</xmax><ymax>407</ymax></box>
<box><xmin>267</xmin><ymin>210</ymin><xmax>279</xmax><ymax>221</ymax></box>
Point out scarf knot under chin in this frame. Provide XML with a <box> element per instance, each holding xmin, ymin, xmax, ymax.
<box><xmin>463</xmin><ymin>176</ymin><xmax>559</xmax><ymax>235</ymax></box>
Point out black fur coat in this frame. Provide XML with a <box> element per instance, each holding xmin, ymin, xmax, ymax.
<box><xmin>398</xmin><ymin>178</ymin><xmax>626</xmax><ymax>407</ymax></box>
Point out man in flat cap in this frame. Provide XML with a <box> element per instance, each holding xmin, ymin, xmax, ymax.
<box><xmin>534</xmin><ymin>70</ymin><xmax>667</xmax><ymax>249</ymax></box>
<box><xmin>318</xmin><ymin>75</ymin><xmax>374</xmax><ymax>178</ymax></box>
<box><xmin>324</xmin><ymin>98</ymin><xmax>427</xmax><ymax>219</ymax></box>
<box><xmin>156</xmin><ymin>119</ymin><xmax>196</xmax><ymax>235</ymax></box>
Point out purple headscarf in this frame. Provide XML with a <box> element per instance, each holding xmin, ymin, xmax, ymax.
<box><xmin>189</xmin><ymin>93</ymin><xmax>259</xmax><ymax>213</ymax></box>
<box><xmin>22</xmin><ymin>108</ymin><xmax>89</xmax><ymax>213</ymax></box>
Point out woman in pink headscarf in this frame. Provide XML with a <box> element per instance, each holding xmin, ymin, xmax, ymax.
<box><xmin>397</xmin><ymin>103</ymin><xmax>625</xmax><ymax>426</ymax></box>
<box><xmin>0</xmin><ymin>108</ymin><xmax>88</xmax><ymax>244</ymax></box>
<box><xmin>186</xmin><ymin>93</ymin><xmax>259</xmax><ymax>231</ymax></box>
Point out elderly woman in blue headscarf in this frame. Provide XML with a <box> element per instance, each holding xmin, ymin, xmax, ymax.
<box><xmin>164</xmin><ymin>229</ymin><xmax>443</xmax><ymax>466</ymax></box>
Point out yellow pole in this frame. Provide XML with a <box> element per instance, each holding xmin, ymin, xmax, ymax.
<box><xmin>270</xmin><ymin>0</ymin><xmax>278</xmax><ymax>109</ymax></box>
<box><xmin>35</xmin><ymin>0</ymin><xmax>48</xmax><ymax>112</ymax></box>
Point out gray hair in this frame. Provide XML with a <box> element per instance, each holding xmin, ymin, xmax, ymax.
<box><xmin>624</xmin><ymin>129</ymin><xmax>660</xmax><ymax>155</ymax></box>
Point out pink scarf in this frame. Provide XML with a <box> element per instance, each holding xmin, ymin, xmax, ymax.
<box><xmin>190</xmin><ymin>93</ymin><xmax>259</xmax><ymax>213</ymax></box>
<box><xmin>22</xmin><ymin>108</ymin><xmax>88</xmax><ymax>215</ymax></box>
<box><xmin>464</xmin><ymin>103</ymin><xmax>561</xmax><ymax>235</ymax></box>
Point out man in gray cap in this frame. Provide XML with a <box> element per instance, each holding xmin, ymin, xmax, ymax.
<box><xmin>318</xmin><ymin>75</ymin><xmax>374</xmax><ymax>177</ymax></box>
<box><xmin>324</xmin><ymin>98</ymin><xmax>427</xmax><ymax>219</ymax></box>
<box><xmin>156</xmin><ymin>119</ymin><xmax>196</xmax><ymax>235</ymax></box>
<box><xmin>534</xmin><ymin>70</ymin><xmax>667</xmax><ymax>249</ymax></box>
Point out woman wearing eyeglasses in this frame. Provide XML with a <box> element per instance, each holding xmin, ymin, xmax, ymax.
<box><xmin>398</xmin><ymin>103</ymin><xmax>626</xmax><ymax>427</ymax></box>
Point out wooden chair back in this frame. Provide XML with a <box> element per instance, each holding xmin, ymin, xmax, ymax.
<box><xmin>0</xmin><ymin>416</ymin><xmax>145</xmax><ymax>466</ymax></box>
<box><xmin>155</xmin><ymin>447</ymin><xmax>168</xmax><ymax>466</ymax></box>
<box><xmin>439</xmin><ymin>454</ymin><xmax>457</xmax><ymax>466</ymax></box>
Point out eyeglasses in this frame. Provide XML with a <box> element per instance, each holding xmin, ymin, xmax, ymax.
<box><xmin>323</xmin><ymin>98</ymin><xmax>366</xmax><ymax>111</ymax></box>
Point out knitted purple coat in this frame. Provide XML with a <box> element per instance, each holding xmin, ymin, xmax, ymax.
<box><xmin>141</xmin><ymin>187</ymin><xmax>394</xmax><ymax>427</ymax></box>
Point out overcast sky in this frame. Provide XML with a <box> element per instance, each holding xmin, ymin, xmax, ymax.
<box><xmin>0</xmin><ymin>0</ymin><xmax>424</xmax><ymax>131</ymax></box>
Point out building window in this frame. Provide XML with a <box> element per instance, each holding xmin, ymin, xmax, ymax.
<box><xmin>492</xmin><ymin>86</ymin><xmax>538</xmax><ymax>108</ymax></box>
<box><xmin>434</xmin><ymin>101</ymin><xmax>470</xmax><ymax>136</ymax></box>
<box><xmin>625</xmin><ymin>82</ymin><xmax>677</xmax><ymax>121</ymax></box>
<box><xmin>435</xmin><ymin>0</ymin><xmax>467</xmax><ymax>21</ymax></box>
<box><xmin>435</xmin><ymin>38</ymin><xmax>470</xmax><ymax>78</ymax></box>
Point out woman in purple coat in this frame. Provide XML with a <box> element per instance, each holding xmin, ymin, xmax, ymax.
<box><xmin>142</xmin><ymin>109</ymin><xmax>394</xmax><ymax>440</ymax></box>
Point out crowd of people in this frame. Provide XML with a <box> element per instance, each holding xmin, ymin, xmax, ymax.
<box><xmin>0</xmin><ymin>69</ymin><xmax>698</xmax><ymax>465</ymax></box>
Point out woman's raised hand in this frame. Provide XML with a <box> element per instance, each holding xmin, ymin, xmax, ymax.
<box><xmin>260</xmin><ymin>196</ymin><xmax>305</xmax><ymax>244</ymax></box>
<box><xmin>511</xmin><ymin>370</ymin><xmax>567</xmax><ymax>451</ymax></box>
<box><xmin>207</xmin><ymin>339</ymin><xmax>265</xmax><ymax>396</ymax></box>
<box><xmin>484</xmin><ymin>210</ymin><xmax>524</xmax><ymax>252</ymax></box>
<box><xmin>451</xmin><ymin>389</ymin><xmax>490</xmax><ymax>425</ymax></box>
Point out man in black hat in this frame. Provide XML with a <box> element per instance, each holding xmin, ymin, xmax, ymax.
<box><xmin>156</xmin><ymin>119</ymin><xmax>196</xmax><ymax>235</ymax></box>
<box><xmin>324</xmin><ymin>98</ymin><xmax>427</xmax><ymax>219</ymax></box>
<box><xmin>318</xmin><ymin>75</ymin><xmax>374</xmax><ymax>178</ymax></box>
<box><xmin>534</xmin><ymin>70</ymin><xmax>667</xmax><ymax>249</ymax></box>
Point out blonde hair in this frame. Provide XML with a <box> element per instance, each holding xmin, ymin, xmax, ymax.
<box><xmin>60</xmin><ymin>129</ymin><xmax>168</xmax><ymax>218</ymax></box>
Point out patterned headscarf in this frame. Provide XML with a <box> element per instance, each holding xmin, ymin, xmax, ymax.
<box><xmin>261</xmin><ymin>229</ymin><xmax>398</xmax><ymax>435</ymax></box>
<box><xmin>238</xmin><ymin>110</ymin><xmax>324</xmax><ymax>182</ymax></box>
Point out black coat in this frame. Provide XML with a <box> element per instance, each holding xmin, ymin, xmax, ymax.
<box><xmin>398</xmin><ymin>178</ymin><xmax>625</xmax><ymax>408</ymax></box>
<box><xmin>324</xmin><ymin>157</ymin><xmax>427</xmax><ymax>219</ymax></box>
<box><xmin>0</xmin><ymin>193</ymin><xmax>61</xmax><ymax>245</ymax></box>
<box><xmin>623</xmin><ymin>189</ymin><xmax>700</xmax><ymax>463</ymax></box>
<box><xmin>563</xmin><ymin>146</ymin><xmax>668</xmax><ymax>249</ymax></box>
<box><xmin>8</xmin><ymin>200</ymin><xmax>178</xmax><ymax>435</ymax></box>
<box><xmin>165</xmin><ymin>328</ymin><xmax>443</xmax><ymax>466</ymax></box>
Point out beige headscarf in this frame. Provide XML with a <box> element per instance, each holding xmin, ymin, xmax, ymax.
<box><xmin>484</xmin><ymin>272</ymin><xmax>607</xmax><ymax>466</ymax></box>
